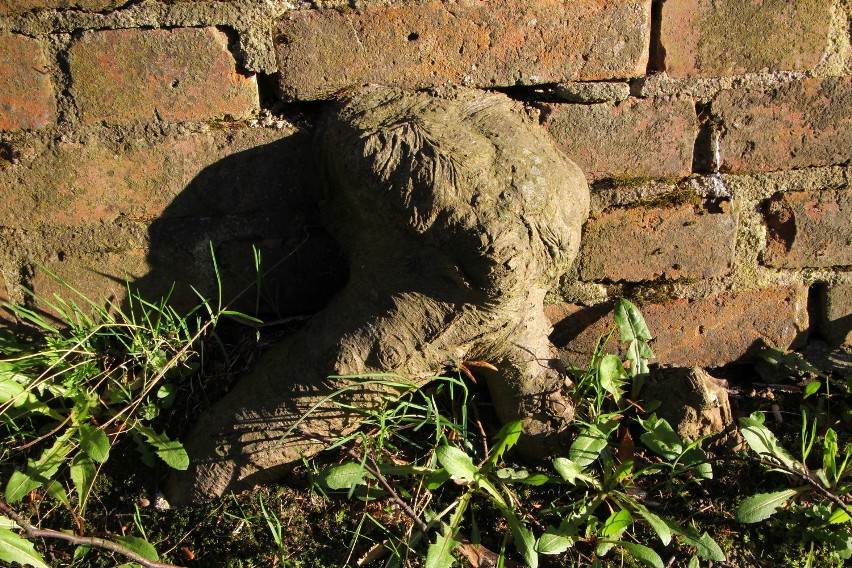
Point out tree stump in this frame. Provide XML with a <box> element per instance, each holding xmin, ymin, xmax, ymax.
<box><xmin>167</xmin><ymin>86</ymin><xmax>590</xmax><ymax>505</ymax></box>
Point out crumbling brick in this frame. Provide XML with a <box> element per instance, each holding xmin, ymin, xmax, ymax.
<box><xmin>579</xmin><ymin>200</ymin><xmax>738</xmax><ymax>282</ymax></box>
<box><xmin>715</xmin><ymin>78</ymin><xmax>852</xmax><ymax>173</ymax></box>
<box><xmin>0</xmin><ymin>34</ymin><xmax>56</xmax><ymax>131</ymax></box>
<box><xmin>763</xmin><ymin>190</ymin><xmax>852</xmax><ymax>269</ymax></box>
<box><xmin>540</xmin><ymin>97</ymin><xmax>696</xmax><ymax>180</ymax></box>
<box><xmin>660</xmin><ymin>0</ymin><xmax>833</xmax><ymax>78</ymax></box>
<box><xmin>69</xmin><ymin>27</ymin><xmax>258</xmax><ymax>124</ymax></box>
<box><xmin>548</xmin><ymin>286</ymin><xmax>809</xmax><ymax>368</ymax></box>
<box><xmin>818</xmin><ymin>281</ymin><xmax>852</xmax><ymax>348</ymax></box>
<box><xmin>275</xmin><ymin>0</ymin><xmax>651</xmax><ymax>100</ymax></box>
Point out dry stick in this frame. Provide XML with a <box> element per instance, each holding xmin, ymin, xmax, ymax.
<box><xmin>297</xmin><ymin>429</ymin><xmax>431</xmax><ymax>535</ymax></box>
<box><xmin>0</xmin><ymin>500</ymin><xmax>184</xmax><ymax>568</ymax></box>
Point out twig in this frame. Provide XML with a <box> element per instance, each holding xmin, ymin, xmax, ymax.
<box><xmin>297</xmin><ymin>428</ymin><xmax>431</xmax><ymax>535</ymax></box>
<box><xmin>0</xmin><ymin>499</ymin><xmax>184</xmax><ymax>568</ymax></box>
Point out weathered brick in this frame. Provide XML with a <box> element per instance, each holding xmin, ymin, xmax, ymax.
<box><xmin>818</xmin><ymin>281</ymin><xmax>852</xmax><ymax>348</ymax></box>
<box><xmin>547</xmin><ymin>286</ymin><xmax>809</xmax><ymax>368</ymax></box>
<box><xmin>276</xmin><ymin>0</ymin><xmax>651</xmax><ymax>100</ymax></box>
<box><xmin>660</xmin><ymin>0</ymin><xmax>833</xmax><ymax>78</ymax></box>
<box><xmin>578</xmin><ymin>200</ymin><xmax>737</xmax><ymax>282</ymax></box>
<box><xmin>763</xmin><ymin>190</ymin><xmax>852</xmax><ymax>268</ymax></box>
<box><xmin>540</xmin><ymin>97</ymin><xmax>696</xmax><ymax>180</ymax></box>
<box><xmin>0</xmin><ymin>0</ymin><xmax>125</xmax><ymax>14</ymax></box>
<box><xmin>30</xmin><ymin>251</ymin><xmax>149</xmax><ymax>317</ymax></box>
<box><xmin>0</xmin><ymin>34</ymin><xmax>55</xmax><ymax>131</ymax></box>
<box><xmin>0</xmin><ymin>128</ymin><xmax>315</xmax><ymax>228</ymax></box>
<box><xmin>715</xmin><ymin>78</ymin><xmax>852</xmax><ymax>173</ymax></box>
<box><xmin>69</xmin><ymin>27</ymin><xmax>258</xmax><ymax>124</ymax></box>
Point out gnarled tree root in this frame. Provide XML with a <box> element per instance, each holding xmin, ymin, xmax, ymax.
<box><xmin>167</xmin><ymin>86</ymin><xmax>590</xmax><ymax>505</ymax></box>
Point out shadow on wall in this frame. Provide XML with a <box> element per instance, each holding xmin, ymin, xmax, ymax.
<box><xmin>129</xmin><ymin>130</ymin><xmax>347</xmax><ymax>322</ymax></box>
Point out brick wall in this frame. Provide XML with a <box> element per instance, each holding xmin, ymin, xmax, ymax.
<box><xmin>1</xmin><ymin>0</ymin><xmax>851</xmax><ymax>366</ymax></box>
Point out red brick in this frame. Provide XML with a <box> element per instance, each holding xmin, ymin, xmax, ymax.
<box><xmin>29</xmin><ymin>251</ymin><xmax>149</xmax><ymax>318</ymax></box>
<box><xmin>818</xmin><ymin>281</ymin><xmax>852</xmax><ymax>348</ymax></box>
<box><xmin>548</xmin><ymin>286</ymin><xmax>809</xmax><ymax>368</ymax></box>
<box><xmin>275</xmin><ymin>0</ymin><xmax>651</xmax><ymax>100</ymax></box>
<box><xmin>0</xmin><ymin>34</ymin><xmax>55</xmax><ymax>131</ymax></box>
<box><xmin>715</xmin><ymin>78</ymin><xmax>852</xmax><ymax>173</ymax></box>
<box><xmin>578</xmin><ymin>200</ymin><xmax>737</xmax><ymax>282</ymax></box>
<box><xmin>660</xmin><ymin>0</ymin><xmax>833</xmax><ymax>78</ymax></box>
<box><xmin>763</xmin><ymin>190</ymin><xmax>852</xmax><ymax>269</ymax></box>
<box><xmin>540</xmin><ymin>97</ymin><xmax>696</xmax><ymax>180</ymax></box>
<box><xmin>0</xmin><ymin>128</ymin><xmax>307</xmax><ymax>228</ymax></box>
<box><xmin>0</xmin><ymin>1</ymin><xmax>124</xmax><ymax>14</ymax></box>
<box><xmin>68</xmin><ymin>27</ymin><xmax>258</xmax><ymax>124</ymax></box>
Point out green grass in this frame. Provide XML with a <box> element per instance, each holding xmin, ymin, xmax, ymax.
<box><xmin>1</xmin><ymin>269</ymin><xmax>851</xmax><ymax>567</ymax></box>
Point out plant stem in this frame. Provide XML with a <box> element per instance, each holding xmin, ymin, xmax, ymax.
<box><xmin>0</xmin><ymin>499</ymin><xmax>184</xmax><ymax>568</ymax></box>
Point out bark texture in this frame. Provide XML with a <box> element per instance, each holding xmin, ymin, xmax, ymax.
<box><xmin>167</xmin><ymin>86</ymin><xmax>590</xmax><ymax>505</ymax></box>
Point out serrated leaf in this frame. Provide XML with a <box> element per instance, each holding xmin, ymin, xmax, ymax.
<box><xmin>611</xmin><ymin>540</ymin><xmax>664</xmax><ymax>568</ymax></box>
<box><xmin>552</xmin><ymin>457</ymin><xmax>601</xmax><ymax>489</ymax></box>
<box><xmin>79</xmin><ymin>423</ymin><xmax>110</xmax><ymax>463</ymax></box>
<box><xmin>735</xmin><ymin>489</ymin><xmax>800</xmax><ymax>523</ymax></box>
<box><xmin>0</xmin><ymin>527</ymin><xmax>51</xmax><ymax>568</ymax></box>
<box><xmin>133</xmin><ymin>425</ymin><xmax>189</xmax><ymax>470</ymax></box>
<box><xmin>322</xmin><ymin>462</ymin><xmax>367</xmax><ymax>490</ymax></box>
<box><xmin>536</xmin><ymin>528</ymin><xmax>574</xmax><ymax>555</ymax></box>
<box><xmin>436</xmin><ymin>446</ymin><xmax>478</xmax><ymax>482</ymax></box>
<box><xmin>569</xmin><ymin>424</ymin><xmax>611</xmax><ymax>467</ymax></box>
<box><xmin>113</xmin><ymin>535</ymin><xmax>159</xmax><ymax>562</ymax></box>
<box><xmin>485</xmin><ymin>420</ymin><xmax>522</xmax><ymax>470</ymax></box>
<box><xmin>829</xmin><ymin>507</ymin><xmax>851</xmax><ymax>524</ymax></box>
<box><xmin>425</xmin><ymin>527</ymin><xmax>457</xmax><ymax>568</ymax></box>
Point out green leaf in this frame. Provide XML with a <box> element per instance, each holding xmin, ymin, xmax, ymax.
<box><xmin>436</xmin><ymin>446</ymin><xmax>478</xmax><ymax>482</ymax></box>
<box><xmin>552</xmin><ymin>457</ymin><xmax>601</xmax><ymax>489</ymax></box>
<box><xmin>501</xmin><ymin>506</ymin><xmax>537</xmax><ymax>568</ymax></box>
<box><xmin>113</xmin><ymin>535</ymin><xmax>159</xmax><ymax>562</ymax></box>
<box><xmin>0</xmin><ymin>517</ymin><xmax>15</xmax><ymax>530</ymax></box>
<box><xmin>687</xmin><ymin>555</ymin><xmax>700</xmax><ymax>568</ymax></box>
<box><xmin>133</xmin><ymin>425</ymin><xmax>189</xmax><ymax>470</ymax></box>
<box><xmin>829</xmin><ymin>507</ymin><xmax>851</xmax><ymax>525</ymax></box>
<box><xmin>537</xmin><ymin>528</ymin><xmax>574</xmax><ymax>555</ymax></box>
<box><xmin>599</xmin><ymin>355</ymin><xmax>628</xmax><ymax>400</ymax></box>
<box><xmin>630</xmin><ymin>501</ymin><xmax>672</xmax><ymax>546</ymax></box>
<box><xmin>665</xmin><ymin>520</ymin><xmax>725</xmax><ymax>562</ymax></box>
<box><xmin>425</xmin><ymin>527</ymin><xmax>457</xmax><ymax>568</ymax></box>
<box><xmin>614</xmin><ymin>299</ymin><xmax>653</xmax><ymax>343</ymax></box>
<box><xmin>5</xmin><ymin>471</ymin><xmax>40</xmax><ymax>504</ymax></box>
<box><xmin>484</xmin><ymin>420</ymin><xmax>522</xmax><ymax>470</ymax></box>
<box><xmin>0</xmin><ymin>527</ymin><xmax>51</xmax><ymax>568</ymax></box>
<box><xmin>601</xmin><ymin>509</ymin><xmax>632</xmax><ymax>538</ymax></box>
<box><xmin>639</xmin><ymin>415</ymin><xmax>683</xmax><ymax>461</ymax></box>
<box><xmin>494</xmin><ymin>468</ymin><xmax>550</xmax><ymax>486</ymax></box>
<box><xmin>738</xmin><ymin>413</ymin><xmax>799</xmax><ymax>472</ymax></box>
<box><xmin>610</xmin><ymin>540</ymin><xmax>664</xmax><ymax>568</ymax></box>
<box><xmin>569</xmin><ymin>423</ymin><xmax>612</xmax><ymax>467</ymax></box>
<box><xmin>802</xmin><ymin>380</ymin><xmax>822</xmax><ymax>399</ymax></box>
<box><xmin>735</xmin><ymin>489</ymin><xmax>800</xmax><ymax>523</ymax></box>
<box><xmin>823</xmin><ymin>428</ymin><xmax>838</xmax><ymax>483</ymax></box>
<box><xmin>322</xmin><ymin>462</ymin><xmax>367</xmax><ymax>490</ymax></box>
<box><xmin>70</xmin><ymin>453</ymin><xmax>97</xmax><ymax>511</ymax></box>
<box><xmin>79</xmin><ymin>423</ymin><xmax>110</xmax><ymax>463</ymax></box>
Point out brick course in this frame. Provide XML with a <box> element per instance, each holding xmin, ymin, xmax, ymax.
<box><xmin>68</xmin><ymin>27</ymin><xmax>258</xmax><ymax>124</ymax></box>
<box><xmin>0</xmin><ymin>1</ymin><xmax>124</xmax><ymax>14</ymax></box>
<box><xmin>715</xmin><ymin>78</ymin><xmax>852</xmax><ymax>173</ymax></box>
<box><xmin>276</xmin><ymin>0</ymin><xmax>651</xmax><ymax>100</ymax></box>
<box><xmin>763</xmin><ymin>190</ymin><xmax>852</xmax><ymax>269</ymax></box>
<box><xmin>578</xmin><ymin>200</ymin><xmax>737</xmax><ymax>282</ymax></box>
<box><xmin>0</xmin><ymin>34</ymin><xmax>56</xmax><ymax>131</ymax></box>
<box><xmin>660</xmin><ymin>0</ymin><xmax>833</xmax><ymax>78</ymax></box>
<box><xmin>540</xmin><ymin>97</ymin><xmax>696</xmax><ymax>180</ymax></box>
<box><xmin>818</xmin><ymin>282</ymin><xmax>852</xmax><ymax>348</ymax></box>
<box><xmin>548</xmin><ymin>286</ymin><xmax>809</xmax><ymax>368</ymax></box>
